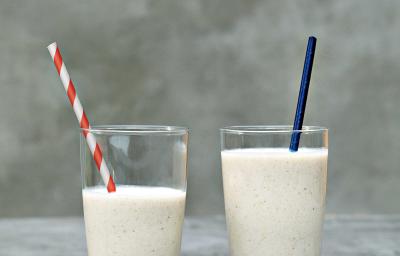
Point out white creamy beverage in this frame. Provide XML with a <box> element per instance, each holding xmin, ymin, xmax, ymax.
<box><xmin>82</xmin><ymin>185</ymin><xmax>186</xmax><ymax>256</ymax></box>
<box><xmin>221</xmin><ymin>148</ymin><xmax>328</xmax><ymax>256</ymax></box>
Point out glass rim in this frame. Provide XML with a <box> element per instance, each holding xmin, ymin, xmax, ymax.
<box><xmin>80</xmin><ymin>125</ymin><xmax>188</xmax><ymax>135</ymax></box>
<box><xmin>220</xmin><ymin>125</ymin><xmax>327</xmax><ymax>134</ymax></box>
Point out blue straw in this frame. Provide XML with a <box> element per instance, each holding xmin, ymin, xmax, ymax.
<box><xmin>289</xmin><ymin>36</ymin><xmax>317</xmax><ymax>152</ymax></box>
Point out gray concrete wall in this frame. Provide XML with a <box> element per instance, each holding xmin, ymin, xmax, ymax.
<box><xmin>1</xmin><ymin>0</ymin><xmax>400</xmax><ymax>217</ymax></box>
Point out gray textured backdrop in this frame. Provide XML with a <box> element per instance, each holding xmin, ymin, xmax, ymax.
<box><xmin>1</xmin><ymin>0</ymin><xmax>400</xmax><ymax>217</ymax></box>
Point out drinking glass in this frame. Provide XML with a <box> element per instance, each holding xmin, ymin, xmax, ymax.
<box><xmin>81</xmin><ymin>125</ymin><xmax>188</xmax><ymax>256</ymax></box>
<box><xmin>220</xmin><ymin>125</ymin><xmax>328</xmax><ymax>256</ymax></box>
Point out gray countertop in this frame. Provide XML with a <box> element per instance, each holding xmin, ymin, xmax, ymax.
<box><xmin>1</xmin><ymin>215</ymin><xmax>399</xmax><ymax>256</ymax></box>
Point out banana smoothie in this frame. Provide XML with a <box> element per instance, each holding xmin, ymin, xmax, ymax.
<box><xmin>83</xmin><ymin>185</ymin><xmax>186</xmax><ymax>256</ymax></box>
<box><xmin>221</xmin><ymin>148</ymin><xmax>328</xmax><ymax>256</ymax></box>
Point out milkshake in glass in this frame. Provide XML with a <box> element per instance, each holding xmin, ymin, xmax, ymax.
<box><xmin>220</xmin><ymin>126</ymin><xmax>328</xmax><ymax>256</ymax></box>
<box><xmin>80</xmin><ymin>126</ymin><xmax>188</xmax><ymax>256</ymax></box>
<box><xmin>83</xmin><ymin>186</ymin><xmax>185</xmax><ymax>256</ymax></box>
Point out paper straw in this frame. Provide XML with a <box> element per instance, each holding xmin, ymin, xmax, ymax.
<box><xmin>47</xmin><ymin>42</ymin><xmax>116</xmax><ymax>192</ymax></box>
<box><xmin>289</xmin><ymin>36</ymin><xmax>317</xmax><ymax>152</ymax></box>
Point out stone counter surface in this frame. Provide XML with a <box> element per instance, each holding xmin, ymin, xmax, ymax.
<box><xmin>0</xmin><ymin>215</ymin><xmax>399</xmax><ymax>256</ymax></box>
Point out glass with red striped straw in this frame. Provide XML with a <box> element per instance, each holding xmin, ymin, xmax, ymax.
<box><xmin>48</xmin><ymin>43</ymin><xmax>188</xmax><ymax>256</ymax></box>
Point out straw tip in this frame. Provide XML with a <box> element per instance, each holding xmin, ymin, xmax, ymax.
<box><xmin>308</xmin><ymin>36</ymin><xmax>317</xmax><ymax>42</ymax></box>
<box><xmin>47</xmin><ymin>42</ymin><xmax>57</xmax><ymax>50</ymax></box>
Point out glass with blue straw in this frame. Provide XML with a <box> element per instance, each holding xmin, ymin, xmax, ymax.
<box><xmin>220</xmin><ymin>36</ymin><xmax>328</xmax><ymax>256</ymax></box>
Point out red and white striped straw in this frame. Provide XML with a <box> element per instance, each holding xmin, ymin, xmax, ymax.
<box><xmin>47</xmin><ymin>42</ymin><xmax>116</xmax><ymax>193</ymax></box>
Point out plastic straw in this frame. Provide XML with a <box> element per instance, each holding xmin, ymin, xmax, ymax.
<box><xmin>289</xmin><ymin>36</ymin><xmax>317</xmax><ymax>152</ymax></box>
